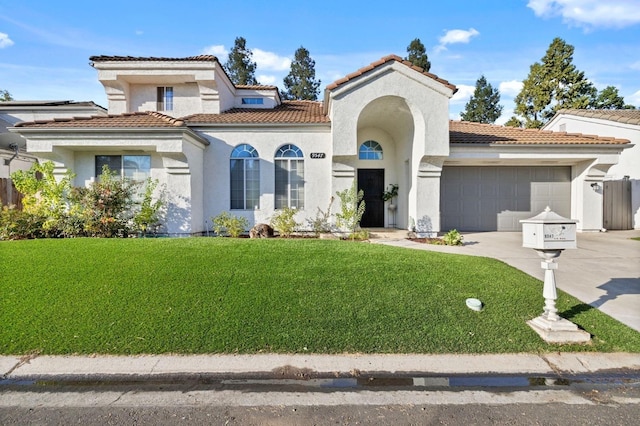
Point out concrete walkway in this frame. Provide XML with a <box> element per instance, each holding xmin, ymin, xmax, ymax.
<box><xmin>372</xmin><ymin>230</ymin><xmax>640</xmax><ymax>333</ymax></box>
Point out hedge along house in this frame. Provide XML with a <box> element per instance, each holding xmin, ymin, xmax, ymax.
<box><xmin>10</xmin><ymin>55</ymin><xmax>630</xmax><ymax>236</ymax></box>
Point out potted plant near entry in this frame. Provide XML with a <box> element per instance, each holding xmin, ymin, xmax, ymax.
<box><xmin>382</xmin><ymin>184</ymin><xmax>398</xmax><ymax>211</ymax></box>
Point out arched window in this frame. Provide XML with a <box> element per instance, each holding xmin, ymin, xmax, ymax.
<box><xmin>275</xmin><ymin>144</ymin><xmax>304</xmax><ymax>209</ymax></box>
<box><xmin>359</xmin><ymin>140</ymin><xmax>383</xmax><ymax>160</ymax></box>
<box><xmin>230</xmin><ymin>144</ymin><xmax>260</xmax><ymax>210</ymax></box>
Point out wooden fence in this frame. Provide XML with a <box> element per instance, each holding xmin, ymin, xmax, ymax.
<box><xmin>603</xmin><ymin>179</ymin><xmax>632</xmax><ymax>230</ymax></box>
<box><xmin>0</xmin><ymin>178</ymin><xmax>23</xmax><ymax>209</ymax></box>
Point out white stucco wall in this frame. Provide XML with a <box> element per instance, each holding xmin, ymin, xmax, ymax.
<box><xmin>130</xmin><ymin>83</ymin><xmax>201</xmax><ymax>118</ymax></box>
<box><xmin>327</xmin><ymin>61</ymin><xmax>454</xmax><ymax>233</ymax></box>
<box><xmin>199</xmin><ymin>126</ymin><xmax>332</xmax><ymax>232</ymax></box>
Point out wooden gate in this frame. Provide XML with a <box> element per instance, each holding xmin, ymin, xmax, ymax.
<box><xmin>603</xmin><ymin>180</ymin><xmax>632</xmax><ymax>230</ymax></box>
<box><xmin>0</xmin><ymin>178</ymin><xmax>23</xmax><ymax>209</ymax></box>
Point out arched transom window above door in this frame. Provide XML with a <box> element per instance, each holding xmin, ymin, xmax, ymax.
<box><xmin>359</xmin><ymin>140</ymin><xmax>383</xmax><ymax>160</ymax></box>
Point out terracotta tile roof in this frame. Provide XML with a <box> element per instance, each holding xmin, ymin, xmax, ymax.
<box><xmin>15</xmin><ymin>112</ymin><xmax>186</xmax><ymax>128</ymax></box>
<box><xmin>554</xmin><ymin>109</ymin><xmax>640</xmax><ymax>125</ymax></box>
<box><xmin>184</xmin><ymin>101</ymin><xmax>329</xmax><ymax>124</ymax></box>
<box><xmin>236</xmin><ymin>85</ymin><xmax>278</xmax><ymax>90</ymax></box>
<box><xmin>326</xmin><ymin>54</ymin><xmax>457</xmax><ymax>94</ymax></box>
<box><xmin>450</xmin><ymin>121</ymin><xmax>630</xmax><ymax>145</ymax></box>
<box><xmin>89</xmin><ymin>55</ymin><xmax>218</xmax><ymax>62</ymax></box>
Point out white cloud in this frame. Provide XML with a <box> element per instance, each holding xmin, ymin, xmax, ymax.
<box><xmin>450</xmin><ymin>84</ymin><xmax>475</xmax><ymax>104</ymax></box>
<box><xmin>630</xmin><ymin>61</ymin><xmax>640</xmax><ymax>71</ymax></box>
<box><xmin>499</xmin><ymin>80</ymin><xmax>523</xmax><ymax>97</ymax></box>
<box><xmin>527</xmin><ymin>0</ymin><xmax>640</xmax><ymax>29</ymax></box>
<box><xmin>253</xmin><ymin>49</ymin><xmax>291</xmax><ymax>71</ymax></box>
<box><xmin>135</xmin><ymin>30</ymin><xmax>144</xmax><ymax>36</ymax></box>
<box><xmin>257</xmin><ymin>74</ymin><xmax>277</xmax><ymax>86</ymax></box>
<box><xmin>202</xmin><ymin>44</ymin><xmax>228</xmax><ymax>57</ymax></box>
<box><xmin>629</xmin><ymin>89</ymin><xmax>640</xmax><ymax>106</ymax></box>
<box><xmin>0</xmin><ymin>32</ymin><xmax>14</xmax><ymax>48</ymax></box>
<box><xmin>439</xmin><ymin>28</ymin><xmax>480</xmax><ymax>46</ymax></box>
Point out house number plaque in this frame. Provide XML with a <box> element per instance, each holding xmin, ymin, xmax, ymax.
<box><xmin>310</xmin><ymin>152</ymin><xmax>326</xmax><ymax>159</ymax></box>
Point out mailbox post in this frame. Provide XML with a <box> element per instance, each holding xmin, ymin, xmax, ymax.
<box><xmin>520</xmin><ymin>207</ymin><xmax>590</xmax><ymax>343</ymax></box>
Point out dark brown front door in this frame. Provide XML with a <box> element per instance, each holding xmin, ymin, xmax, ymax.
<box><xmin>358</xmin><ymin>169</ymin><xmax>384</xmax><ymax>228</ymax></box>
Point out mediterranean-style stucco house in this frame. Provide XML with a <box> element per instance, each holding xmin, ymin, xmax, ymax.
<box><xmin>6</xmin><ymin>54</ymin><xmax>633</xmax><ymax>235</ymax></box>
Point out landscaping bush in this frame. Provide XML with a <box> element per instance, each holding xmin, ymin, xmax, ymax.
<box><xmin>211</xmin><ymin>211</ymin><xmax>248</xmax><ymax>237</ymax></box>
<box><xmin>443</xmin><ymin>229</ymin><xmax>464</xmax><ymax>246</ymax></box>
<box><xmin>306</xmin><ymin>197</ymin><xmax>334</xmax><ymax>236</ymax></box>
<box><xmin>270</xmin><ymin>207</ymin><xmax>299</xmax><ymax>238</ymax></box>
<box><xmin>335</xmin><ymin>181</ymin><xmax>365</xmax><ymax>239</ymax></box>
<box><xmin>3</xmin><ymin>161</ymin><xmax>164</xmax><ymax>239</ymax></box>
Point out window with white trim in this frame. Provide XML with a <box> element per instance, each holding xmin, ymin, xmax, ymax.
<box><xmin>95</xmin><ymin>155</ymin><xmax>151</xmax><ymax>182</ymax></box>
<box><xmin>157</xmin><ymin>87</ymin><xmax>173</xmax><ymax>111</ymax></box>
<box><xmin>230</xmin><ymin>144</ymin><xmax>260</xmax><ymax>210</ymax></box>
<box><xmin>359</xmin><ymin>140</ymin><xmax>383</xmax><ymax>160</ymax></box>
<box><xmin>275</xmin><ymin>144</ymin><xmax>304</xmax><ymax>209</ymax></box>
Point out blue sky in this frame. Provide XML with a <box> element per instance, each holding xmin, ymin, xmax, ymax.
<box><xmin>1</xmin><ymin>0</ymin><xmax>639</xmax><ymax>123</ymax></box>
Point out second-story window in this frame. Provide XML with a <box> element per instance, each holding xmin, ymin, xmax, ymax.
<box><xmin>157</xmin><ymin>87</ymin><xmax>173</xmax><ymax>111</ymax></box>
<box><xmin>241</xmin><ymin>98</ymin><xmax>264</xmax><ymax>105</ymax></box>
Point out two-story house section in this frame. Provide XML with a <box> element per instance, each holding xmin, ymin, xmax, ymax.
<box><xmin>11</xmin><ymin>55</ymin><xmax>630</xmax><ymax>235</ymax></box>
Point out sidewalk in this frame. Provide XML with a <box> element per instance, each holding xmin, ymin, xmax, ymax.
<box><xmin>372</xmin><ymin>230</ymin><xmax>640</xmax><ymax>333</ymax></box>
<box><xmin>2</xmin><ymin>353</ymin><xmax>640</xmax><ymax>381</ymax></box>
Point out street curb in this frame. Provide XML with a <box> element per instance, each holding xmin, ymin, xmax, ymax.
<box><xmin>2</xmin><ymin>353</ymin><xmax>639</xmax><ymax>380</ymax></box>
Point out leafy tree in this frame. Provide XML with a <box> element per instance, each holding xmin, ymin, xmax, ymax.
<box><xmin>224</xmin><ymin>37</ymin><xmax>258</xmax><ymax>86</ymax></box>
<box><xmin>504</xmin><ymin>116</ymin><xmax>523</xmax><ymax>128</ymax></box>
<box><xmin>514</xmin><ymin>37</ymin><xmax>597</xmax><ymax>128</ymax></box>
<box><xmin>405</xmin><ymin>38</ymin><xmax>430</xmax><ymax>72</ymax></box>
<box><xmin>282</xmin><ymin>46</ymin><xmax>321</xmax><ymax>101</ymax></box>
<box><xmin>460</xmin><ymin>75</ymin><xmax>503</xmax><ymax>124</ymax></box>
<box><xmin>0</xmin><ymin>89</ymin><xmax>13</xmax><ymax>101</ymax></box>
<box><xmin>595</xmin><ymin>86</ymin><xmax>632</xmax><ymax>110</ymax></box>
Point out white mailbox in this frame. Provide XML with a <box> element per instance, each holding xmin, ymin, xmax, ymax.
<box><xmin>520</xmin><ymin>207</ymin><xmax>577</xmax><ymax>250</ymax></box>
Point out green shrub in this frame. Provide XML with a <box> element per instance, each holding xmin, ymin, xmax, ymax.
<box><xmin>306</xmin><ymin>197</ymin><xmax>334</xmax><ymax>236</ymax></box>
<box><xmin>335</xmin><ymin>181</ymin><xmax>366</xmax><ymax>239</ymax></box>
<box><xmin>443</xmin><ymin>229</ymin><xmax>464</xmax><ymax>246</ymax></box>
<box><xmin>0</xmin><ymin>205</ymin><xmax>45</xmax><ymax>240</ymax></box>
<box><xmin>270</xmin><ymin>207</ymin><xmax>299</xmax><ymax>238</ymax></box>
<box><xmin>133</xmin><ymin>178</ymin><xmax>164</xmax><ymax>236</ymax></box>
<box><xmin>211</xmin><ymin>211</ymin><xmax>248</xmax><ymax>237</ymax></box>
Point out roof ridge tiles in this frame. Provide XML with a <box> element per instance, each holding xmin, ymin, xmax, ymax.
<box><xmin>326</xmin><ymin>54</ymin><xmax>457</xmax><ymax>93</ymax></box>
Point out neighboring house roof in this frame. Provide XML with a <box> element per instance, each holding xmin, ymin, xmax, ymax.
<box><xmin>450</xmin><ymin>121</ymin><xmax>630</xmax><ymax>145</ymax></box>
<box><xmin>184</xmin><ymin>101</ymin><xmax>330</xmax><ymax>124</ymax></box>
<box><xmin>14</xmin><ymin>111</ymin><xmax>186</xmax><ymax>128</ymax></box>
<box><xmin>89</xmin><ymin>55</ymin><xmax>219</xmax><ymax>62</ymax></box>
<box><xmin>551</xmin><ymin>109</ymin><xmax>640</xmax><ymax>126</ymax></box>
<box><xmin>326</xmin><ymin>54</ymin><xmax>458</xmax><ymax>94</ymax></box>
<box><xmin>0</xmin><ymin>100</ymin><xmax>105</xmax><ymax>109</ymax></box>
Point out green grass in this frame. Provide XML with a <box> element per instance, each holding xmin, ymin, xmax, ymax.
<box><xmin>1</xmin><ymin>238</ymin><xmax>638</xmax><ymax>355</ymax></box>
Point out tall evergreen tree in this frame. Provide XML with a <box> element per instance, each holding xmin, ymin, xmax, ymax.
<box><xmin>0</xmin><ymin>89</ymin><xmax>13</xmax><ymax>101</ymax></box>
<box><xmin>514</xmin><ymin>37</ymin><xmax>597</xmax><ymax>128</ymax></box>
<box><xmin>405</xmin><ymin>38</ymin><xmax>430</xmax><ymax>72</ymax></box>
<box><xmin>282</xmin><ymin>46</ymin><xmax>321</xmax><ymax>101</ymax></box>
<box><xmin>223</xmin><ymin>37</ymin><xmax>258</xmax><ymax>86</ymax></box>
<box><xmin>595</xmin><ymin>86</ymin><xmax>627</xmax><ymax>109</ymax></box>
<box><xmin>460</xmin><ymin>75</ymin><xmax>503</xmax><ymax>124</ymax></box>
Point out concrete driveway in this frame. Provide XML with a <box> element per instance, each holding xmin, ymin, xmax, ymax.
<box><xmin>375</xmin><ymin>230</ymin><xmax>640</xmax><ymax>333</ymax></box>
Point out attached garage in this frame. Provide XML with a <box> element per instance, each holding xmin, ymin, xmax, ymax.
<box><xmin>440</xmin><ymin>166</ymin><xmax>571</xmax><ymax>232</ymax></box>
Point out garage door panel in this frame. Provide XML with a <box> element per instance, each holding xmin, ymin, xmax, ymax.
<box><xmin>441</xmin><ymin>166</ymin><xmax>571</xmax><ymax>232</ymax></box>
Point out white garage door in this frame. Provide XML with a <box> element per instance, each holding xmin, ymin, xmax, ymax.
<box><xmin>441</xmin><ymin>166</ymin><xmax>571</xmax><ymax>232</ymax></box>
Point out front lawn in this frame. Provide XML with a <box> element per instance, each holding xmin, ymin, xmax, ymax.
<box><xmin>1</xmin><ymin>238</ymin><xmax>638</xmax><ymax>355</ymax></box>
